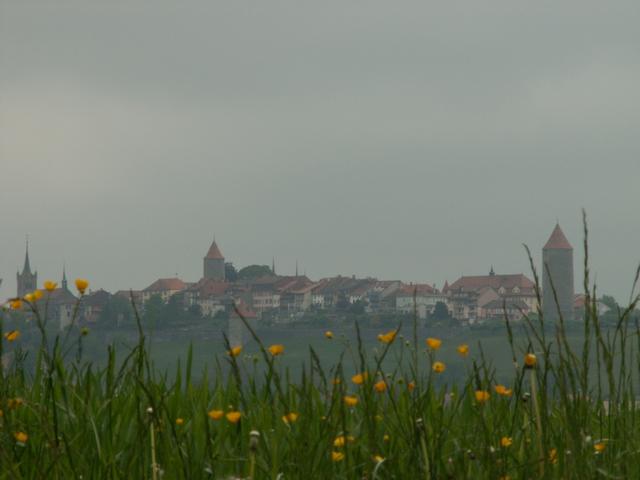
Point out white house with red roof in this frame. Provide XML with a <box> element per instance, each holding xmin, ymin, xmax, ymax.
<box><xmin>394</xmin><ymin>283</ymin><xmax>446</xmax><ymax>319</ymax></box>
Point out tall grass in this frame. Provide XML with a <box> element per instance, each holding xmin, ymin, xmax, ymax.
<box><xmin>1</xmin><ymin>214</ymin><xmax>640</xmax><ymax>479</ymax></box>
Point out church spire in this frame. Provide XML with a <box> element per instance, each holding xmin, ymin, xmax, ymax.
<box><xmin>272</xmin><ymin>257</ymin><xmax>276</xmax><ymax>275</ymax></box>
<box><xmin>62</xmin><ymin>263</ymin><xmax>68</xmax><ymax>290</ymax></box>
<box><xmin>22</xmin><ymin>236</ymin><xmax>32</xmax><ymax>275</ymax></box>
<box><xmin>295</xmin><ymin>259</ymin><xmax>298</xmax><ymax>277</ymax></box>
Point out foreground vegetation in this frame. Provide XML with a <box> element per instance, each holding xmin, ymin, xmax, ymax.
<box><xmin>2</xmin><ymin>224</ymin><xmax>640</xmax><ymax>478</ymax></box>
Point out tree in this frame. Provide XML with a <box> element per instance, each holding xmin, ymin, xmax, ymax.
<box><xmin>225</xmin><ymin>263</ymin><xmax>238</xmax><ymax>282</ymax></box>
<box><xmin>237</xmin><ymin>265</ymin><xmax>274</xmax><ymax>281</ymax></box>
<box><xmin>600</xmin><ymin>295</ymin><xmax>618</xmax><ymax>311</ymax></box>
<box><xmin>431</xmin><ymin>301</ymin><xmax>450</xmax><ymax>321</ymax></box>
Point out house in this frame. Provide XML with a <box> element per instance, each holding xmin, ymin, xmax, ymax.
<box><xmin>80</xmin><ymin>289</ymin><xmax>112</xmax><ymax>323</ymax></box>
<box><xmin>445</xmin><ymin>269</ymin><xmax>537</xmax><ymax>322</ymax></box>
<box><xmin>141</xmin><ymin>278</ymin><xmax>188</xmax><ymax>304</ymax></box>
<box><xmin>394</xmin><ymin>283</ymin><xmax>446</xmax><ymax>319</ymax></box>
<box><xmin>183</xmin><ymin>278</ymin><xmax>231</xmax><ymax>316</ymax></box>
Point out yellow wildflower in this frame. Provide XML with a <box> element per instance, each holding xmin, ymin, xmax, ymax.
<box><xmin>494</xmin><ymin>384</ymin><xmax>513</xmax><ymax>397</ymax></box>
<box><xmin>44</xmin><ymin>280</ymin><xmax>57</xmax><ymax>292</ymax></box>
<box><xmin>351</xmin><ymin>372</ymin><xmax>368</xmax><ymax>385</ymax></box>
<box><xmin>325</xmin><ymin>331</ymin><xmax>333</xmax><ymax>339</ymax></box>
<box><xmin>24</xmin><ymin>293</ymin><xmax>35</xmax><ymax>303</ymax></box>
<box><xmin>10</xmin><ymin>299</ymin><xmax>22</xmax><ymax>310</ymax></box>
<box><xmin>374</xmin><ymin>380</ymin><xmax>387</xmax><ymax>393</ymax></box>
<box><xmin>75</xmin><ymin>278</ymin><xmax>89</xmax><ymax>295</ymax></box>
<box><xmin>282</xmin><ymin>412</ymin><xmax>299</xmax><ymax>424</ymax></box>
<box><xmin>475</xmin><ymin>390</ymin><xmax>490</xmax><ymax>404</ymax></box>
<box><xmin>331</xmin><ymin>451</ymin><xmax>345</xmax><ymax>462</ymax></box>
<box><xmin>268</xmin><ymin>344</ymin><xmax>284</xmax><ymax>356</ymax></box>
<box><xmin>432</xmin><ymin>361</ymin><xmax>446</xmax><ymax>373</ymax></box>
<box><xmin>226</xmin><ymin>411</ymin><xmax>241</xmax><ymax>424</ymax></box>
<box><xmin>426</xmin><ymin>337</ymin><xmax>442</xmax><ymax>350</ymax></box>
<box><xmin>175</xmin><ymin>418</ymin><xmax>184</xmax><ymax>425</ymax></box>
<box><xmin>207</xmin><ymin>409</ymin><xmax>224</xmax><ymax>420</ymax></box>
<box><xmin>594</xmin><ymin>442</ymin><xmax>606</xmax><ymax>453</ymax></box>
<box><xmin>333</xmin><ymin>435</ymin><xmax>355</xmax><ymax>447</ymax></box>
<box><xmin>14</xmin><ymin>432</ymin><xmax>28</xmax><ymax>444</ymax></box>
<box><xmin>500</xmin><ymin>436</ymin><xmax>513</xmax><ymax>448</ymax></box>
<box><xmin>332</xmin><ymin>378</ymin><xmax>341</xmax><ymax>385</ymax></box>
<box><xmin>383</xmin><ymin>434</ymin><xmax>390</xmax><ymax>442</ymax></box>
<box><xmin>372</xmin><ymin>455</ymin><xmax>384</xmax><ymax>463</ymax></box>
<box><xmin>343</xmin><ymin>395</ymin><xmax>359</xmax><ymax>407</ymax></box>
<box><xmin>228</xmin><ymin>346</ymin><xmax>242</xmax><ymax>357</ymax></box>
<box><xmin>8</xmin><ymin>398</ymin><xmax>23</xmax><ymax>410</ymax></box>
<box><xmin>457</xmin><ymin>344</ymin><xmax>469</xmax><ymax>357</ymax></box>
<box><xmin>407</xmin><ymin>381</ymin><xmax>416</xmax><ymax>392</ymax></box>
<box><xmin>524</xmin><ymin>353</ymin><xmax>537</xmax><ymax>368</ymax></box>
<box><xmin>4</xmin><ymin>330</ymin><xmax>20</xmax><ymax>342</ymax></box>
<box><xmin>549</xmin><ymin>448</ymin><xmax>558</xmax><ymax>464</ymax></box>
<box><xmin>377</xmin><ymin>330</ymin><xmax>397</xmax><ymax>344</ymax></box>
<box><xmin>33</xmin><ymin>289</ymin><xmax>43</xmax><ymax>300</ymax></box>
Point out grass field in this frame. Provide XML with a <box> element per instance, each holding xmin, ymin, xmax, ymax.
<box><xmin>2</xmin><ymin>234</ymin><xmax>640</xmax><ymax>478</ymax></box>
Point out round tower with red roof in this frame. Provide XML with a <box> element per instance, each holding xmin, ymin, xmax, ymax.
<box><xmin>542</xmin><ymin>223</ymin><xmax>574</xmax><ymax>322</ymax></box>
<box><xmin>204</xmin><ymin>238</ymin><xmax>226</xmax><ymax>281</ymax></box>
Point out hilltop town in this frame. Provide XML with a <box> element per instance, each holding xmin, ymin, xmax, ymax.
<box><xmin>5</xmin><ymin>224</ymin><xmax>611</xmax><ymax>334</ymax></box>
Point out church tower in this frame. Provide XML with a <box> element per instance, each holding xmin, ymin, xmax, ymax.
<box><xmin>17</xmin><ymin>240</ymin><xmax>37</xmax><ymax>297</ymax></box>
<box><xmin>542</xmin><ymin>223</ymin><xmax>574</xmax><ymax>322</ymax></box>
<box><xmin>203</xmin><ymin>238</ymin><xmax>225</xmax><ymax>281</ymax></box>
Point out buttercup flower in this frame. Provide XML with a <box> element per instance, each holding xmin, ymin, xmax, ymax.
<box><xmin>208</xmin><ymin>409</ymin><xmax>224</xmax><ymax>420</ymax></box>
<box><xmin>407</xmin><ymin>381</ymin><xmax>416</xmax><ymax>392</ymax></box>
<box><xmin>549</xmin><ymin>448</ymin><xmax>558</xmax><ymax>464</ymax></box>
<box><xmin>8</xmin><ymin>398</ymin><xmax>23</xmax><ymax>410</ymax></box>
<box><xmin>372</xmin><ymin>455</ymin><xmax>384</xmax><ymax>463</ymax></box>
<box><xmin>333</xmin><ymin>435</ymin><xmax>355</xmax><ymax>447</ymax></box>
<box><xmin>377</xmin><ymin>330</ymin><xmax>397</xmax><ymax>344</ymax></box>
<box><xmin>457</xmin><ymin>344</ymin><xmax>469</xmax><ymax>357</ymax></box>
<box><xmin>500</xmin><ymin>436</ymin><xmax>513</xmax><ymax>448</ymax></box>
<box><xmin>268</xmin><ymin>344</ymin><xmax>284</xmax><ymax>356</ymax></box>
<box><xmin>282</xmin><ymin>412</ymin><xmax>299</xmax><ymax>424</ymax></box>
<box><xmin>426</xmin><ymin>337</ymin><xmax>442</xmax><ymax>350</ymax></box>
<box><xmin>4</xmin><ymin>330</ymin><xmax>20</xmax><ymax>342</ymax></box>
<box><xmin>44</xmin><ymin>281</ymin><xmax>57</xmax><ymax>292</ymax></box>
<box><xmin>524</xmin><ymin>353</ymin><xmax>537</xmax><ymax>369</ymax></box>
<box><xmin>10</xmin><ymin>299</ymin><xmax>22</xmax><ymax>310</ymax></box>
<box><xmin>495</xmin><ymin>385</ymin><xmax>513</xmax><ymax>397</ymax></box>
<box><xmin>331</xmin><ymin>451</ymin><xmax>345</xmax><ymax>462</ymax></box>
<box><xmin>75</xmin><ymin>278</ymin><xmax>89</xmax><ymax>295</ymax></box>
<box><xmin>352</xmin><ymin>372</ymin><xmax>368</xmax><ymax>385</ymax></box>
<box><xmin>475</xmin><ymin>390</ymin><xmax>490</xmax><ymax>404</ymax></box>
<box><xmin>14</xmin><ymin>432</ymin><xmax>28</xmax><ymax>444</ymax></box>
<box><xmin>432</xmin><ymin>361</ymin><xmax>446</xmax><ymax>373</ymax></box>
<box><xmin>23</xmin><ymin>293</ymin><xmax>35</xmax><ymax>303</ymax></box>
<box><xmin>594</xmin><ymin>442</ymin><xmax>606</xmax><ymax>453</ymax></box>
<box><xmin>33</xmin><ymin>290</ymin><xmax>43</xmax><ymax>300</ymax></box>
<box><xmin>325</xmin><ymin>331</ymin><xmax>334</xmax><ymax>339</ymax></box>
<box><xmin>175</xmin><ymin>418</ymin><xmax>184</xmax><ymax>425</ymax></box>
<box><xmin>228</xmin><ymin>346</ymin><xmax>242</xmax><ymax>357</ymax></box>
<box><xmin>343</xmin><ymin>395</ymin><xmax>359</xmax><ymax>407</ymax></box>
<box><xmin>226</xmin><ymin>411</ymin><xmax>241</xmax><ymax>423</ymax></box>
<box><xmin>374</xmin><ymin>380</ymin><xmax>387</xmax><ymax>393</ymax></box>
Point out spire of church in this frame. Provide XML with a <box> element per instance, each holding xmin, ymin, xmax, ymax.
<box><xmin>62</xmin><ymin>263</ymin><xmax>68</xmax><ymax>290</ymax></box>
<box><xmin>489</xmin><ymin>265</ymin><xmax>495</xmax><ymax>276</ymax></box>
<box><xmin>272</xmin><ymin>257</ymin><xmax>276</xmax><ymax>275</ymax></box>
<box><xmin>22</xmin><ymin>236</ymin><xmax>32</xmax><ymax>275</ymax></box>
<box><xmin>295</xmin><ymin>259</ymin><xmax>298</xmax><ymax>277</ymax></box>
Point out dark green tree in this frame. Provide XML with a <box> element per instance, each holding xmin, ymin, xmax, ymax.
<box><xmin>432</xmin><ymin>301</ymin><xmax>450</xmax><ymax>321</ymax></box>
<box><xmin>225</xmin><ymin>262</ymin><xmax>238</xmax><ymax>282</ymax></box>
<box><xmin>237</xmin><ymin>265</ymin><xmax>274</xmax><ymax>280</ymax></box>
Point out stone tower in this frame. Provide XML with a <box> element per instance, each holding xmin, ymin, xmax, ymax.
<box><xmin>542</xmin><ymin>223</ymin><xmax>574</xmax><ymax>322</ymax></box>
<box><xmin>17</xmin><ymin>240</ymin><xmax>37</xmax><ymax>297</ymax></box>
<box><xmin>204</xmin><ymin>238</ymin><xmax>225</xmax><ymax>281</ymax></box>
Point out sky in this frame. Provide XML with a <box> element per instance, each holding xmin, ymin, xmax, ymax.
<box><xmin>1</xmin><ymin>1</ymin><xmax>639</xmax><ymax>302</ymax></box>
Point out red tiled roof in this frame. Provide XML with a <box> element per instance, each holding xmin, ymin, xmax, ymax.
<box><xmin>186</xmin><ymin>278</ymin><xmax>230</xmax><ymax>297</ymax></box>
<box><xmin>396</xmin><ymin>283</ymin><xmax>435</xmax><ymax>296</ymax></box>
<box><xmin>144</xmin><ymin>278</ymin><xmax>187</xmax><ymax>292</ymax></box>
<box><xmin>448</xmin><ymin>274</ymin><xmax>534</xmax><ymax>292</ymax></box>
<box><xmin>544</xmin><ymin>224</ymin><xmax>572</xmax><ymax>250</ymax></box>
<box><xmin>205</xmin><ymin>241</ymin><xmax>224</xmax><ymax>259</ymax></box>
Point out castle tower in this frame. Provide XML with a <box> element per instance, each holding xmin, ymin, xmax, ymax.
<box><xmin>17</xmin><ymin>240</ymin><xmax>37</xmax><ymax>297</ymax></box>
<box><xmin>542</xmin><ymin>223</ymin><xmax>574</xmax><ymax>322</ymax></box>
<box><xmin>203</xmin><ymin>238</ymin><xmax>225</xmax><ymax>281</ymax></box>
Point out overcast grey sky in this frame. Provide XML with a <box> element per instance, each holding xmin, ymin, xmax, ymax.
<box><xmin>1</xmin><ymin>1</ymin><xmax>639</xmax><ymax>301</ymax></box>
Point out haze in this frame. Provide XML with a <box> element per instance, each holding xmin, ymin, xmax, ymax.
<box><xmin>1</xmin><ymin>1</ymin><xmax>639</xmax><ymax>301</ymax></box>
